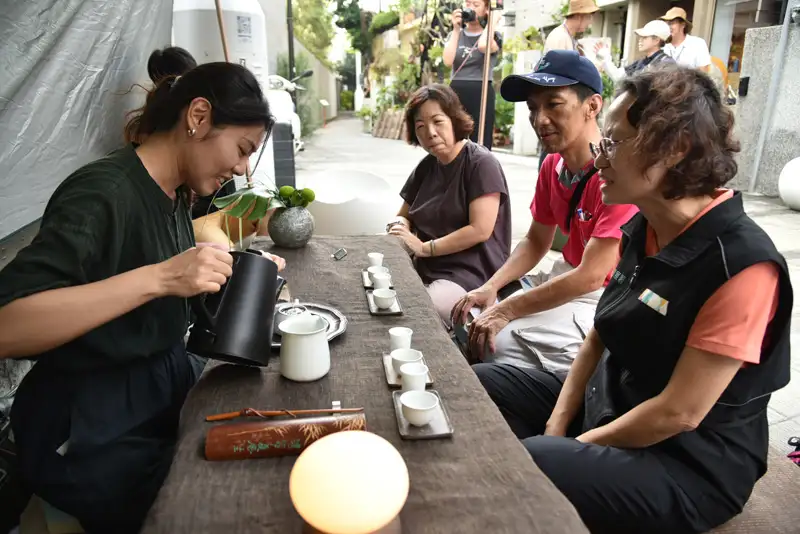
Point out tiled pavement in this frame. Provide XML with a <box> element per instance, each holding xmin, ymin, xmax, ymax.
<box><xmin>297</xmin><ymin>116</ymin><xmax>800</xmax><ymax>452</ymax></box>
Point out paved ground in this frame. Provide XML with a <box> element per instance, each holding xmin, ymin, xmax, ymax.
<box><xmin>296</xmin><ymin>116</ymin><xmax>800</xmax><ymax>451</ymax></box>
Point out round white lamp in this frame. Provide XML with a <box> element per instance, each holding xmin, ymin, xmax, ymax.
<box><xmin>290</xmin><ymin>431</ymin><xmax>409</xmax><ymax>534</ymax></box>
<box><xmin>778</xmin><ymin>157</ymin><xmax>800</xmax><ymax>211</ymax></box>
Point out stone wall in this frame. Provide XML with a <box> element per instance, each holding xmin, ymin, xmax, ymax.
<box><xmin>731</xmin><ymin>24</ymin><xmax>800</xmax><ymax>196</ymax></box>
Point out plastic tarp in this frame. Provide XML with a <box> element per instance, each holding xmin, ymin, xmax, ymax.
<box><xmin>0</xmin><ymin>0</ymin><xmax>172</xmax><ymax>413</ymax></box>
<box><xmin>0</xmin><ymin>0</ymin><xmax>173</xmax><ymax>239</ymax></box>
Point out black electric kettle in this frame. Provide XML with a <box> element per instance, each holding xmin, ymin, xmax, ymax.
<box><xmin>187</xmin><ymin>249</ymin><xmax>282</xmax><ymax>366</ymax></box>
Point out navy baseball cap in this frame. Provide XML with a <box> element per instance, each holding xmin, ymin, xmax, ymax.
<box><xmin>500</xmin><ymin>50</ymin><xmax>603</xmax><ymax>102</ymax></box>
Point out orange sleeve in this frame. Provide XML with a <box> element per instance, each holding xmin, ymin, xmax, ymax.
<box><xmin>686</xmin><ymin>262</ymin><xmax>780</xmax><ymax>364</ymax></box>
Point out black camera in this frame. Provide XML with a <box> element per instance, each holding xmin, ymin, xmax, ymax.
<box><xmin>461</xmin><ymin>7</ymin><xmax>477</xmax><ymax>25</ymax></box>
<box><xmin>461</xmin><ymin>7</ymin><xmax>488</xmax><ymax>28</ymax></box>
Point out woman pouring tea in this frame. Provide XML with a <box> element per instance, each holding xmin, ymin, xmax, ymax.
<box><xmin>146</xmin><ymin>46</ymin><xmax>286</xmax><ymax>270</ymax></box>
<box><xmin>0</xmin><ymin>60</ymin><xmax>274</xmax><ymax>532</ymax></box>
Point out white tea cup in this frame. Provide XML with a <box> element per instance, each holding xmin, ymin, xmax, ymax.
<box><xmin>391</xmin><ymin>348</ymin><xmax>423</xmax><ymax>375</ymax></box>
<box><xmin>400</xmin><ymin>390</ymin><xmax>439</xmax><ymax>427</ymax></box>
<box><xmin>373</xmin><ymin>272</ymin><xmax>392</xmax><ymax>289</ymax></box>
<box><xmin>372</xmin><ymin>288</ymin><xmax>396</xmax><ymax>310</ymax></box>
<box><xmin>389</xmin><ymin>327</ymin><xmax>413</xmax><ymax>351</ymax></box>
<box><xmin>400</xmin><ymin>362</ymin><xmax>428</xmax><ymax>392</ymax></box>
<box><xmin>368</xmin><ymin>252</ymin><xmax>384</xmax><ymax>267</ymax></box>
<box><xmin>367</xmin><ymin>265</ymin><xmax>390</xmax><ymax>284</ymax></box>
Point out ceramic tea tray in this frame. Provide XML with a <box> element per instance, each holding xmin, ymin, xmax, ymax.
<box><xmin>365</xmin><ymin>290</ymin><xmax>403</xmax><ymax>316</ymax></box>
<box><xmin>391</xmin><ymin>390</ymin><xmax>454</xmax><ymax>440</ymax></box>
<box><xmin>271</xmin><ymin>302</ymin><xmax>347</xmax><ymax>349</ymax></box>
<box><xmin>382</xmin><ymin>354</ymin><xmax>433</xmax><ymax>388</ymax></box>
<box><xmin>361</xmin><ymin>270</ymin><xmax>394</xmax><ymax>289</ymax></box>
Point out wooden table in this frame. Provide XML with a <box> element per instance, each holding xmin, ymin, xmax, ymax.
<box><xmin>142</xmin><ymin>236</ymin><xmax>588</xmax><ymax>534</ymax></box>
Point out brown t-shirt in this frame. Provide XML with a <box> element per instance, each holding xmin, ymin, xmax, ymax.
<box><xmin>400</xmin><ymin>141</ymin><xmax>511</xmax><ymax>292</ymax></box>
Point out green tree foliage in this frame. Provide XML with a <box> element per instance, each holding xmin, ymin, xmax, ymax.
<box><xmin>293</xmin><ymin>0</ymin><xmax>335</xmax><ymax>58</ymax></box>
<box><xmin>553</xmin><ymin>0</ymin><xmax>569</xmax><ymax>24</ymax></box>
<box><xmin>336</xmin><ymin>53</ymin><xmax>357</xmax><ymax>90</ymax></box>
<box><xmin>334</xmin><ymin>0</ymin><xmax>373</xmax><ymax>59</ymax></box>
<box><xmin>340</xmin><ymin>90</ymin><xmax>354</xmax><ymax>110</ymax></box>
<box><xmin>369</xmin><ymin>10</ymin><xmax>400</xmax><ymax>35</ymax></box>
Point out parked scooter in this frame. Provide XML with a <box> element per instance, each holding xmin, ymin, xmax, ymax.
<box><xmin>265</xmin><ymin>70</ymin><xmax>313</xmax><ymax>154</ymax></box>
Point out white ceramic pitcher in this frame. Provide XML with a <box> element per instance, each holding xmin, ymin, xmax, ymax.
<box><xmin>278</xmin><ymin>313</ymin><xmax>330</xmax><ymax>381</ymax></box>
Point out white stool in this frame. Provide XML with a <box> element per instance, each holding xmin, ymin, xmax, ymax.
<box><xmin>300</xmin><ymin>170</ymin><xmax>399</xmax><ymax>236</ymax></box>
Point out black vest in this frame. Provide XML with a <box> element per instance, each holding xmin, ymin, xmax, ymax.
<box><xmin>587</xmin><ymin>192</ymin><xmax>792</xmax><ymax>518</ymax></box>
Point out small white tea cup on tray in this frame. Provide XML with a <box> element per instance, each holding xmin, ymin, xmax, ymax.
<box><xmin>391</xmin><ymin>348</ymin><xmax>423</xmax><ymax>375</ymax></box>
<box><xmin>400</xmin><ymin>390</ymin><xmax>439</xmax><ymax>427</ymax></box>
<box><xmin>389</xmin><ymin>327</ymin><xmax>413</xmax><ymax>351</ymax></box>
<box><xmin>372</xmin><ymin>288</ymin><xmax>396</xmax><ymax>310</ymax></box>
<box><xmin>400</xmin><ymin>362</ymin><xmax>428</xmax><ymax>392</ymax></box>
<box><xmin>368</xmin><ymin>252</ymin><xmax>384</xmax><ymax>267</ymax></box>
<box><xmin>367</xmin><ymin>265</ymin><xmax>390</xmax><ymax>284</ymax></box>
<box><xmin>372</xmin><ymin>272</ymin><xmax>392</xmax><ymax>290</ymax></box>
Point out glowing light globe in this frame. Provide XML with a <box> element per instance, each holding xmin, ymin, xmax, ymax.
<box><xmin>290</xmin><ymin>431</ymin><xmax>409</xmax><ymax>534</ymax></box>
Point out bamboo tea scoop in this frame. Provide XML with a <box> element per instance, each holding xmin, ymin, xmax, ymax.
<box><xmin>206</xmin><ymin>407</ymin><xmax>365</xmax><ymax>422</ymax></box>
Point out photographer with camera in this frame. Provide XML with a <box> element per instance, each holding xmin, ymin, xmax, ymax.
<box><xmin>443</xmin><ymin>0</ymin><xmax>503</xmax><ymax>150</ymax></box>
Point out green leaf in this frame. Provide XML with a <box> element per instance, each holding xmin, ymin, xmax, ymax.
<box><xmin>213</xmin><ymin>193</ymin><xmax>243</xmax><ymax>209</ymax></box>
<box><xmin>224</xmin><ymin>191</ymin><xmax>258</xmax><ymax>218</ymax></box>
<box><xmin>246</xmin><ymin>195</ymin><xmax>270</xmax><ymax>221</ymax></box>
<box><xmin>268</xmin><ymin>197</ymin><xmax>286</xmax><ymax>210</ymax></box>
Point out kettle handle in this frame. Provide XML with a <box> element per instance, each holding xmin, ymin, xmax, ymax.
<box><xmin>190</xmin><ymin>295</ymin><xmax>216</xmax><ymax>329</ymax></box>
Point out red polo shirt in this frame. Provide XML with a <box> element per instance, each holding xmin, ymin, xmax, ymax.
<box><xmin>530</xmin><ymin>154</ymin><xmax>638</xmax><ymax>281</ymax></box>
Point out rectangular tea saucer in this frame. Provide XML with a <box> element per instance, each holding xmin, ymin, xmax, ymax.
<box><xmin>391</xmin><ymin>390</ymin><xmax>453</xmax><ymax>440</ymax></box>
<box><xmin>382</xmin><ymin>354</ymin><xmax>433</xmax><ymax>388</ymax></box>
<box><xmin>365</xmin><ymin>290</ymin><xmax>403</xmax><ymax>316</ymax></box>
<box><xmin>362</xmin><ymin>270</ymin><xmax>393</xmax><ymax>289</ymax></box>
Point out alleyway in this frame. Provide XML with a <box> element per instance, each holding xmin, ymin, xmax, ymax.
<box><xmin>296</xmin><ymin>116</ymin><xmax>800</xmax><ymax>450</ymax></box>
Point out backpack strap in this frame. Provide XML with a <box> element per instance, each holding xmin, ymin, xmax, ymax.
<box><xmin>565</xmin><ymin>166</ymin><xmax>598</xmax><ymax>231</ymax></box>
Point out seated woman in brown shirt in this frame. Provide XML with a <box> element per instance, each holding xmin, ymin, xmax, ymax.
<box><xmin>388</xmin><ymin>84</ymin><xmax>511</xmax><ymax>327</ymax></box>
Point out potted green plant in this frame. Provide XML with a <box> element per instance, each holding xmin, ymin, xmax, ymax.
<box><xmin>213</xmin><ymin>183</ymin><xmax>316</xmax><ymax>249</ymax></box>
<box><xmin>356</xmin><ymin>107</ymin><xmax>374</xmax><ymax>133</ymax></box>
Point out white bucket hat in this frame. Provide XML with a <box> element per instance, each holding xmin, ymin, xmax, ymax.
<box><xmin>634</xmin><ymin>20</ymin><xmax>671</xmax><ymax>42</ymax></box>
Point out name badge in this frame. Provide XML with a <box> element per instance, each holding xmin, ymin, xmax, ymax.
<box><xmin>639</xmin><ymin>289</ymin><xmax>669</xmax><ymax>316</ymax></box>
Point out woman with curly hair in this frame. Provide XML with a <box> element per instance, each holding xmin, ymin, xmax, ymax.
<box><xmin>474</xmin><ymin>65</ymin><xmax>793</xmax><ymax>533</ymax></box>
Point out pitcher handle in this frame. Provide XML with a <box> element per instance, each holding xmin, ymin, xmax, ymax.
<box><xmin>190</xmin><ymin>295</ymin><xmax>216</xmax><ymax>329</ymax></box>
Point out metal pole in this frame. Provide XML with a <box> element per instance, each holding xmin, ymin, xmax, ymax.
<box><xmin>213</xmin><ymin>0</ymin><xmax>231</xmax><ymax>62</ymax></box>
<box><xmin>477</xmin><ymin>6</ymin><xmax>493</xmax><ymax>148</ymax></box>
<box><xmin>748</xmin><ymin>1</ymin><xmax>793</xmax><ymax>192</ymax></box>
<box><xmin>287</xmin><ymin>0</ymin><xmax>297</xmax><ymax>107</ymax></box>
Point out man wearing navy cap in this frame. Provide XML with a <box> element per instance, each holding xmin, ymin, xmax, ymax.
<box><xmin>452</xmin><ymin>50</ymin><xmax>638</xmax><ymax>375</ymax></box>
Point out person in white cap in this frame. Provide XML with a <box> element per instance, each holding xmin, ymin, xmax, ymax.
<box><xmin>660</xmin><ymin>7</ymin><xmax>711</xmax><ymax>72</ymax></box>
<box><xmin>595</xmin><ymin>20</ymin><xmax>674</xmax><ymax>82</ymax></box>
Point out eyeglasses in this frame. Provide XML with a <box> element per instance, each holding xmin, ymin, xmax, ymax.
<box><xmin>590</xmin><ymin>137</ymin><xmax>633</xmax><ymax>161</ymax></box>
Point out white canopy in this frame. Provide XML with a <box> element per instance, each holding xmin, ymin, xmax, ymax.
<box><xmin>0</xmin><ymin>0</ymin><xmax>173</xmax><ymax>239</ymax></box>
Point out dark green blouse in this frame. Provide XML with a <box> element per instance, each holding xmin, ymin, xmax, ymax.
<box><xmin>0</xmin><ymin>145</ymin><xmax>195</xmax><ymax>371</ymax></box>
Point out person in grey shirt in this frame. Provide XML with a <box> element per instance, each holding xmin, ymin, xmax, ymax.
<box><xmin>443</xmin><ymin>1</ymin><xmax>502</xmax><ymax>150</ymax></box>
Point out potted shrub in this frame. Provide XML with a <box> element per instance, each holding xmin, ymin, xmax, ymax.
<box><xmin>356</xmin><ymin>107</ymin><xmax>374</xmax><ymax>134</ymax></box>
<box><xmin>213</xmin><ymin>184</ymin><xmax>316</xmax><ymax>249</ymax></box>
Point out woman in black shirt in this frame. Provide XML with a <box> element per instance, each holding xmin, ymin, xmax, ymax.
<box><xmin>442</xmin><ymin>1</ymin><xmax>503</xmax><ymax>150</ymax></box>
<box><xmin>0</xmin><ymin>60</ymin><xmax>274</xmax><ymax>532</ymax></box>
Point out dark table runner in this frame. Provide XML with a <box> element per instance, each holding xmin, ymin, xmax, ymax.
<box><xmin>143</xmin><ymin>236</ymin><xmax>588</xmax><ymax>534</ymax></box>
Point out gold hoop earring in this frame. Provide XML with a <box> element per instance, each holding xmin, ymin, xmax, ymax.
<box><xmin>188</xmin><ymin>128</ymin><xmax>196</xmax><ymax>137</ymax></box>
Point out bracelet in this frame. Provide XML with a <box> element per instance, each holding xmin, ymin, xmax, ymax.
<box><xmin>429</xmin><ymin>239</ymin><xmax>436</xmax><ymax>257</ymax></box>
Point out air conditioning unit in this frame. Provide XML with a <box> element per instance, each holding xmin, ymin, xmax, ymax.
<box><xmin>172</xmin><ymin>0</ymin><xmax>277</xmax><ymax>188</ymax></box>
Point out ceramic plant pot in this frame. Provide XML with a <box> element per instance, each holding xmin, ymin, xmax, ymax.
<box><xmin>268</xmin><ymin>206</ymin><xmax>315</xmax><ymax>248</ymax></box>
